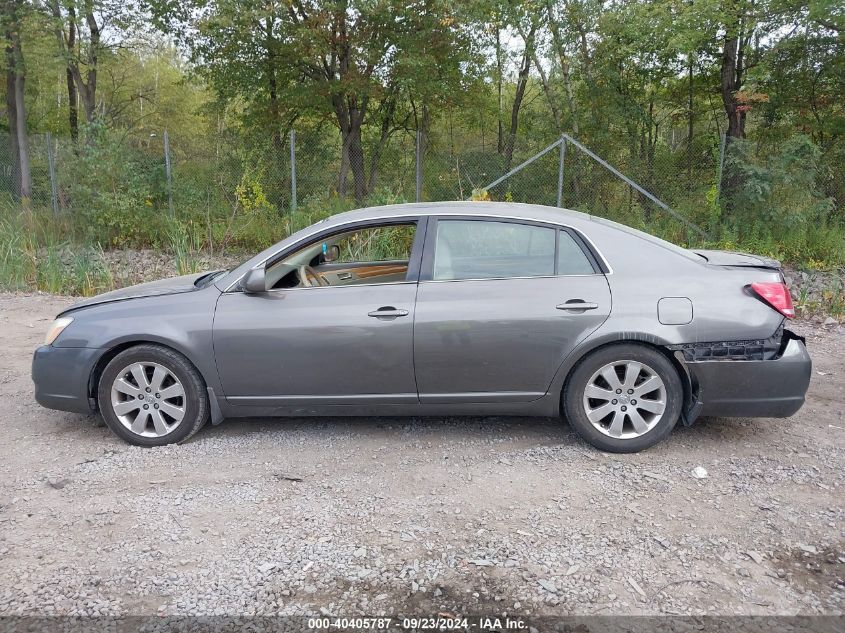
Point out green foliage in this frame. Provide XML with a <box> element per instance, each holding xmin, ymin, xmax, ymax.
<box><xmin>726</xmin><ymin>135</ymin><xmax>834</xmax><ymax>242</ymax></box>
<box><xmin>365</xmin><ymin>188</ymin><xmax>410</xmax><ymax>208</ymax></box>
<box><xmin>470</xmin><ymin>188</ymin><xmax>491</xmax><ymax>201</ymax></box>
<box><xmin>234</xmin><ymin>173</ymin><xmax>272</xmax><ymax>215</ymax></box>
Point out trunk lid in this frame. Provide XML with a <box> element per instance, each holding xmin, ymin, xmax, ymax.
<box><xmin>692</xmin><ymin>249</ymin><xmax>781</xmax><ymax>270</ymax></box>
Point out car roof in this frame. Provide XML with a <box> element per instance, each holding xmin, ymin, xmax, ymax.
<box><xmin>318</xmin><ymin>201</ymin><xmax>595</xmax><ymax>229</ymax></box>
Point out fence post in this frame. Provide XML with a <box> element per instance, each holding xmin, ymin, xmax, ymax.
<box><xmin>163</xmin><ymin>129</ymin><xmax>174</xmax><ymax>217</ymax></box>
<box><xmin>290</xmin><ymin>129</ymin><xmax>297</xmax><ymax>214</ymax></box>
<box><xmin>557</xmin><ymin>136</ymin><xmax>566</xmax><ymax>208</ymax></box>
<box><xmin>46</xmin><ymin>133</ymin><xmax>59</xmax><ymax>216</ymax></box>
<box><xmin>415</xmin><ymin>129</ymin><xmax>422</xmax><ymax>203</ymax></box>
<box><xmin>716</xmin><ymin>132</ymin><xmax>727</xmax><ymax>205</ymax></box>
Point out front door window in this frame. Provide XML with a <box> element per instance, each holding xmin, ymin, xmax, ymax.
<box><xmin>265</xmin><ymin>223</ymin><xmax>417</xmax><ymax>289</ymax></box>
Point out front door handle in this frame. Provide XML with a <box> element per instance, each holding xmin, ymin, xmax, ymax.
<box><xmin>556</xmin><ymin>300</ymin><xmax>599</xmax><ymax>311</ymax></box>
<box><xmin>368</xmin><ymin>306</ymin><xmax>409</xmax><ymax>318</ymax></box>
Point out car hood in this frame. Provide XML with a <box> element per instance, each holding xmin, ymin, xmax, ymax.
<box><xmin>60</xmin><ymin>272</ymin><xmax>210</xmax><ymax>315</ymax></box>
<box><xmin>692</xmin><ymin>249</ymin><xmax>781</xmax><ymax>270</ymax></box>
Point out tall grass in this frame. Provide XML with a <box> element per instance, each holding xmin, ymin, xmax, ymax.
<box><xmin>0</xmin><ymin>219</ymin><xmax>35</xmax><ymax>290</ymax></box>
<box><xmin>0</xmin><ymin>211</ymin><xmax>115</xmax><ymax>296</ymax></box>
<box><xmin>167</xmin><ymin>220</ymin><xmax>204</xmax><ymax>276</ymax></box>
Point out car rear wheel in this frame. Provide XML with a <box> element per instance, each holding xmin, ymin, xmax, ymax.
<box><xmin>563</xmin><ymin>344</ymin><xmax>682</xmax><ymax>453</ymax></box>
<box><xmin>98</xmin><ymin>344</ymin><xmax>209</xmax><ymax>447</ymax></box>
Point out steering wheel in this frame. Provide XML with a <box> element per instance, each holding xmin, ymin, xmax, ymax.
<box><xmin>299</xmin><ymin>265</ymin><xmax>329</xmax><ymax>287</ymax></box>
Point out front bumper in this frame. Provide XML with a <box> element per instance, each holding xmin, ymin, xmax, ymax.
<box><xmin>685</xmin><ymin>333</ymin><xmax>811</xmax><ymax>419</ymax></box>
<box><xmin>32</xmin><ymin>345</ymin><xmax>101</xmax><ymax>414</ymax></box>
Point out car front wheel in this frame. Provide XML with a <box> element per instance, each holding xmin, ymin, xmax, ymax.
<box><xmin>98</xmin><ymin>344</ymin><xmax>209</xmax><ymax>447</ymax></box>
<box><xmin>563</xmin><ymin>344</ymin><xmax>683</xmax><ymax>453</ymax></box>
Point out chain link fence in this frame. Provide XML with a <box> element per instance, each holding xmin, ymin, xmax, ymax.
<box><xmin>1</xmin><ymin>127</ymin><xmax>840</xmax><ymax>250</ymax></box>
<box><xmin>421</xmin><ymin>132</ymin><xmax>716</xmax><ymax>244</ymax></box>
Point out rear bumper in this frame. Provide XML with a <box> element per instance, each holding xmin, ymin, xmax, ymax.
<box><xmin>32</xmin><ymin>345</ymin><xmax>100</xmax><ymax>414</ymax></box>
<box><xmin>685</xmin><ymin>333</ymin><xmax>811</xmax><ymax>418</ymax></box>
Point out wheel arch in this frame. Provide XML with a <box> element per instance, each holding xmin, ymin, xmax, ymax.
<box><xmin>88</xmin><ymin>338</ymin><xmax>209</xmax><ymax>405</ymax></box>
<box><xmin>554</xmin><ymin>334</ymin><xmax>694</xmax><ymax>419</ymax></box>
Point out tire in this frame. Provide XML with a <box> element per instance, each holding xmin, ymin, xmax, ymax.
<box><xmin>563</xmin><ymin>344</ymin><xmax>682</xmax><ymax>453</ymax></box>
<box><xmin>97</xmin><ymin>344</ymin><xmax>209</xmax><ymax>447</ymax></box>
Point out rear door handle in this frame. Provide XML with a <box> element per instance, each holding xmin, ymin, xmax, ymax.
<box><xmin>556</xmin><ymin>301</ymin><xmax>599</xmax><ymax>311</ymax></box>
<box><xmin>368</xmin><ymin>306</ymin><xmax>409</xmax><ymax>318</ymax></box>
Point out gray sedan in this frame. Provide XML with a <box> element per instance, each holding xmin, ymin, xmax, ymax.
<box><xmin>32</xmin><ymin>202</ymin><xmax>811</xmax><ymax>452</ymax></box>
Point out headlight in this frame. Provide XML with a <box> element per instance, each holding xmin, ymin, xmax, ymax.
<box><xmin>44</xmin><ymin>317</ymin><xmax>74</xmax><ymax>345</ymax></box>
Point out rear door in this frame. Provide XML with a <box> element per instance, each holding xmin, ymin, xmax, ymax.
<box><xmin>413</xmin><ymin>217</ymin><xmax>611</xmax><ymax>403</ymax></box>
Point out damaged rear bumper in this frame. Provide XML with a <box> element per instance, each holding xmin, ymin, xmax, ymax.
<box><xmin>678</xmin><ymin>330</ymin><xmax>811</xmax><ymax>420</ymax></box>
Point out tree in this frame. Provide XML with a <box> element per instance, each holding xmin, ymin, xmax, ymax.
<box><xmin>758</xmin><ymin>7</ymin><xmax>845</xmax><ymax>207</ymax></box>
<box><xmin>502</xmin><ymin>1</ymin><xmax>539</xmax><ymax>171</ymax></box>
<box><xmin>297</xmin><ymin>0</ymin><xmax>474</xmax><ymax>200</ymax></box>
<box><xmin>151</xmin><ymin>0</ymin><xmax>473</xmax><ymax>201</ymax></box>
<box><xmin>1</xmin><ymin>0</ymin><xmax>31</xmax><ymax>201</ymax></box>
<box><xmin>45</xmin><ymin>0</ymin><xmax>81</xmax><ymax>141</ymax></box>
<box><xmin>807</xmin><ymin>0</ymin><xmax>844</xmax><ymax>34</ymax></box>
<box><xmin>715</xmin><ymin>0</ymin><xmax>806</xmax><ymax>141</ymax></box>
<box><xmin>719</xmin><ymin>0</ymin><xmax>755</xmax><ymax>139</ymax></box>
<box><xmin>475</xmin><ymin>0</ymin><xmax>540</xmax><ymax>171</ymax></box>
<box><xmin>552</xmin><ymin>0</ymin><xmax>601</xmax><ymax>131</ymax></box>
<box><xmin>43</xmin><ymin>0</ymin><xmax>141</xmax><ymax>138</ymax></box>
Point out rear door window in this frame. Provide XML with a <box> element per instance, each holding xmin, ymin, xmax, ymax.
<box><xmin>432</xmin><ymin>219</ymin><xmax>595</xmax><ymax>281</ymax></box>
<box><xmin>433</xmin><ymin>220</ymin><xmax>556</xmax><ymax>280</ymax></box>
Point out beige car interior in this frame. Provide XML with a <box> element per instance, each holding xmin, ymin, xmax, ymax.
<box><xmin>265</xmin><ymin>224</ymin><xmax>414</xmax><ymax>290</ymax></box>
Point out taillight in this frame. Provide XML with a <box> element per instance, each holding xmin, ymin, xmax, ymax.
<box><xmin>749</xmin><ymin>282</ymin><xmax>795</xmax><ymax>319</ymax></box>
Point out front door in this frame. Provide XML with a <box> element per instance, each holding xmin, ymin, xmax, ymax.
<box><xmin>213</xmin><ymin>220</ymin><xmax>423</xmax><ymax>406</ymax></box>
<box><xmin>413</xmin><ymin>217</ymin><xmax>611</xmax><ymax>403</ymax></box>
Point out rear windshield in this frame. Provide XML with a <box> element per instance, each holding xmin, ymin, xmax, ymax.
<box><xmin>589</xmin><ymin>216</ymin><xmax>704</xmax><ymax>264</ymax></box>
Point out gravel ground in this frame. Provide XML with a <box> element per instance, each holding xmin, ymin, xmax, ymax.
<box><xmin>0</xmin><ymin>292</ymin><xmax>842</xmax><ymax>619</ymax></box>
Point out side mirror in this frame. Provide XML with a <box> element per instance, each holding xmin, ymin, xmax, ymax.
<box><xmin>322</xmin><ymin>244</ymin><xmax>340</xmax><ymax>263</ymax></box>
<box><xmin>241</xmin><ymin>267</ymin><xmax>266</xmax><ymax>293</ymax></box>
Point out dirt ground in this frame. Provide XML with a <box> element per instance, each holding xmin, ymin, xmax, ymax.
<box><xmin>0</xmin><ymin>292</ymin><xmax>842</xmax><ymax>618</ymax></box>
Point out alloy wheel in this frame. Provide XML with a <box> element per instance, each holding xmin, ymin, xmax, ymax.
<box><xmin>582</xmin><ymin>360</ymin><xmax>667</xmax><ymax>439</ymax></box>
<box><xmin>110</xmin><ymin>362</ymin><xmax>186</xmax><ymax>438</ymax></box>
